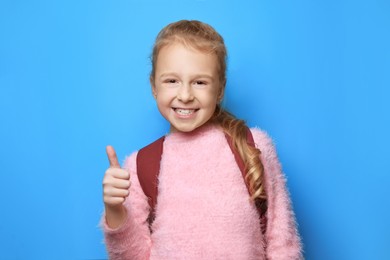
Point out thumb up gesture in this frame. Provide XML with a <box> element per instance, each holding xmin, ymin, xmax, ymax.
<box><xmin>103</xmin><ymin>146</ymin><xmax>131</xmax><ymax>209</ymax></box>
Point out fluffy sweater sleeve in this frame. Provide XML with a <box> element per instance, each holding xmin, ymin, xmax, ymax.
<box><xmin>101</xmin><ymin>152</ymin><xmax>152</xmax><ymax>260</ymax></box>
<box><xmin>251</xmin><ymin>128</ymin><xmax>303</xmax><ymax>260</ymax></box>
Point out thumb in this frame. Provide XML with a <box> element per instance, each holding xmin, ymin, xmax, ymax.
<box><xmin>106</xmin><ymin>145</ymin><xmax>121</xmax><ymax>168</ymax></box>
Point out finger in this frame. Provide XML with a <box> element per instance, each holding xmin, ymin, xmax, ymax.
<box><xmin>112</xmin><ymin>179</ymin><xmax>131</xmax><ymax>189</ymax></box>
<box><xmin>106</xmin><ymin>145</ymin><xmax>120</xmax><ymax>168</ymax></box>
<box><xmin>105</xmin><ymin>168</ymin><xmax>130</xmax><ymax>180</ymax></box>
<box><xmin>104</xmin><ymin>187</ymin><xmax>130</xmax><ymax>198</ymax></box>
<box><xmin>104</xmin><ymin>196</ymin><xmax>126</xmax><ymax>206</ymax></box>
<box><xmin>103</xmin><ymin>175</ymin><xmax>131</xmax><ymax>189</ymax></box>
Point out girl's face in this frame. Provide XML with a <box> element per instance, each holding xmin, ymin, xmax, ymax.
<box><xmin>151</xmin><ymin>43</ymin><xmax>222</xmax><ymax>133</ymax></box>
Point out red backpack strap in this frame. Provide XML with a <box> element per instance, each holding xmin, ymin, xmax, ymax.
<box><xmin>136</xmin><ymin>136</ymin><xmax>165</xmax><ymax>226</ymax></box>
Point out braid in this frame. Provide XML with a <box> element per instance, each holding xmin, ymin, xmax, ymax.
<box><xmin>213</xmin><ymin>106</ymin><xmax>267</xmax><ymax>208</ymax></box>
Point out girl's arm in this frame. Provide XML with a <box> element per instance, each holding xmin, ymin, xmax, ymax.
<box><xmin>101</xmin><ymin>152</ymin><xmax>152</xmax><ymax>260</ymax></box>
<box><xmin>251</xmin><ymin>128</ymin><xmax>303</xmax><ymax>260</ymax></box>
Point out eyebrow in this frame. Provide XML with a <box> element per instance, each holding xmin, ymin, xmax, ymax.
<box><xmin>159</xmin><ymin>73</ymin><xmax>214</xmax><ymax>80</ymax></box>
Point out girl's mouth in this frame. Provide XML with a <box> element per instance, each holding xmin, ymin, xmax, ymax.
<box><xmin>173</xmin><ymin>108</ymin><xmax>199</xmax><ymax>116</ymax></box>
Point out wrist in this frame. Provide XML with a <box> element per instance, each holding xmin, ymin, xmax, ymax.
<box><xmin>105</xmin><ymin>204</ymin><xmax>127</xmax><ymax>229</ymax></box>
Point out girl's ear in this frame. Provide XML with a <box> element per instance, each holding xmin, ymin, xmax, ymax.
<box><xmin>150</xmin><ymin>76</ymin><xmax>157</xmax><ymax>99</ymax></box>
<box><xmin>217</xmin><ymin>85</ymin><xmax>225</xmax><ymax>103</ymax></box>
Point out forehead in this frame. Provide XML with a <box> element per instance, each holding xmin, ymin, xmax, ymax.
<box><xmin>155</xmin><ymin>43</ymin><xmax>219</xmax><ymax>76</ymax></box>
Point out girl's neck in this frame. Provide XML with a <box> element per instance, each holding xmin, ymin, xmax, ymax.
<box><xmin>168</xmin><ymin>122</ymin><xmax>222</xmax><ymax>141</ymax></box>
<box><xmin>169</xmin><ymin>121</ymin><xmax>218</xmax><ymax>133</ymax></box>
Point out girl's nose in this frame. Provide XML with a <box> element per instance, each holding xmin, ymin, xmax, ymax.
<box><xmin>177</xmin><ymin>84</ymin><xmax>194</xmax><ymax>102</ymax></box>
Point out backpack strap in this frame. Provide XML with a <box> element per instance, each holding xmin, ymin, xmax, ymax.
<box><xmin>136</xmin><ymin>136</ymin><xmax>165</xmax><ymax>226</ymax></box>
<box><xmin>136</xmin><ymin>127</ymin><xmax>267</xmax><ymax>233</ymax></box>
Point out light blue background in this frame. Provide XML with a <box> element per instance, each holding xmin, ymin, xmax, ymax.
<box><xmin>1</xmin><ymin>0</ymin><xmax>389</xmax><ymax>259</ymax></box>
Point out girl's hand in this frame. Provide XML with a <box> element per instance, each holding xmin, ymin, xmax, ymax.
<box><xmin>103</xmin><ymin>145</ymin><xmax>131</xmax><ymax>228</ymax></box>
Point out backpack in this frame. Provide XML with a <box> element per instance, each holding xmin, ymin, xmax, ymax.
<box><xmin>136</xmin><ymin>127</ymin><xmax>267</xmax><ymax>233</ymax></box>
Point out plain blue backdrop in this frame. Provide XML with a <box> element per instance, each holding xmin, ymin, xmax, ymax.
<box><xmin>1</xmin><ymin>0</ymin><xmax>389</xmax><ymax>259</ymax></box>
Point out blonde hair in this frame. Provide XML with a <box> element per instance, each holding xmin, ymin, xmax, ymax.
<box><xmin>150</xmin><ymin>20</ymin><xmax>267</xmax><ymax>207</ymax></box>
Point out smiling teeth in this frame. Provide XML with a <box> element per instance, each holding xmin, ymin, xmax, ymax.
<box><xmin>176</xmin><ymin>109</ymin><xmax>195</xmax><ymax>115</ymax></box>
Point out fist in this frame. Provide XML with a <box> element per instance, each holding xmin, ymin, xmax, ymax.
<box><xmin>103</xmin><ymin>145</ymin><xmax>131</xmax><ymax>207</ymax></box>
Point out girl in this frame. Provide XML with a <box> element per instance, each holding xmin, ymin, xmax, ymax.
<box><xmin>101</xmin><ymin>20</ymin><xmax>302</xmax><ymax>259</ymax></box>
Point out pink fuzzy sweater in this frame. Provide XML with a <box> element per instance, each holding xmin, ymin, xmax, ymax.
<box><xmin>102</xmin><ymin>125</ymin><xmax>302</xmax><ymax>259</ymax></box>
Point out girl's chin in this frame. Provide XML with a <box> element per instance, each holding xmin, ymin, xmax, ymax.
<box><xmin>170</xmin><ymin>120</ymin><xmax>213</xmax><ymax>133</ymax></box>
<box><xmin>170</xmin><ymin>125</ymin><xmax>196</xmax><ymax>133</ymax></box>
<box><xmin>169</xmin><ymin>122</ymin><xmax>203</xmax><ymax>133</ymax></box>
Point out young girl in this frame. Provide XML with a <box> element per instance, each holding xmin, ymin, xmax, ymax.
<box><xmin>102</xmin><ymin>20</ymin><xmax>302</xmax><ymax>259</ymax></box>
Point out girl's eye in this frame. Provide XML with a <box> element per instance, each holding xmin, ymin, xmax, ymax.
<box><xmin>163</xmin><ymin>78</ymin><xmax>178</xmax><ymax>84</ymax></box>
<box><xmin>195</xmin><ymin>81</ymin><xmax>206</xmax><ymax>85</ymax></box>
